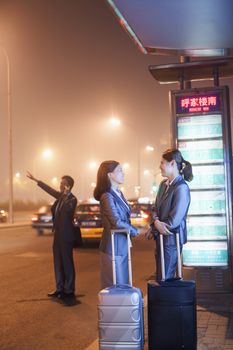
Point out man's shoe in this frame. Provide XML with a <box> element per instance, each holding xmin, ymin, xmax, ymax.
<box><xmin>47</xmin><ymin>290</ymin><xmax>62</xmax><ymax>298</ymax></box>
<box><xmin>63</xmin><ymin>292</ymin><xmax>75</xmax><ymax>298</ymax></box>
<box><xmin>61</xmin><ymin>292</ymin><xmax>76</xmax><ymax>306</ymax></box>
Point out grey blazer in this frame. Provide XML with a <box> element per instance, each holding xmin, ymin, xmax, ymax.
<box><xmin>152</xmin><ymin>175</ymin><xmax>190</xmax><ymax>245</ymax></box>
<box><xmin>99</xmin><ymin>188</ymin><xmax>138</xmax><ymax>256</ymax></box>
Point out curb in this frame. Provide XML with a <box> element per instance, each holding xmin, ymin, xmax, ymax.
<box><xmin>0</xmin><ymin>222</ymin><xmax>30</xmax><ymax>229</ymax></box>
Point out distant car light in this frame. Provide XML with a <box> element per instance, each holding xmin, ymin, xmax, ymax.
<box><xmin>31</xmin><ymin>215</ymin><xmax>39</xmax><ymax>222</ymax></box>
<box><xmin>140</xmin><ymin>212</ymin><xmax>149</xmax><ymax>219</ymax></box>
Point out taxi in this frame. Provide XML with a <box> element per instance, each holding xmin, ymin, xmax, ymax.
<box><xmin>129</xmin><ymin>202</ymin><xmax>152</xmax><ymax>228</ymax></box>
<box><xmin>31</xmin><ymin>203</ymin><xmax>103</xmax><ymax>240</ymax></box>
<box><xmin>75</xmin><ymin>203</ymin><xmax>102</xmax><ymax>240</ymax></box>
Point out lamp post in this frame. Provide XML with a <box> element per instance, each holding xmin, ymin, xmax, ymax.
<box><xmin>109</xmin><ymin>117</ymin><xmax>155</xmax><ymax>198</ymax></box>
<box><xmin>1</xmin><ymin>47</ymin><xmax>13</xmax><ymax>223</ymax></box>
<box><xmin>87</xmin><ymin>161</ymin><xmax>98</xmax><ymax>199</ymax></box>
<box><xmin>109</xmin><ymin>117</ymin><xmax>141</xmax><ymax>196</ymax></box>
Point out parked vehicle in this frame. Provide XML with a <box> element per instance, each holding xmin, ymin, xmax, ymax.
<box><xmin>31</xmin><ymin>205</ymin><xmax>53</xmax><ymax>235</ymax></box>
<box><xmin>0</xmin><ymin>209</ymin><xmax>8</xmax><ymax>223</ymax></box>
<box><xmin>31</xmin><ymin>198</ymin><xmax>151</xmax><ymax>238</ymax></box>
<box><xmin>129</xmin><ymin>202</ymin><xmax>152</xmax><ymax>228</ymax></box>
<box><xmin>31</xmin><ymin>203</ymin><xmax>103</xmax><ymax>240</ymax></box>
<box><xmin>75</xmin><ymin>203</ymin><xmax>102</xmax><ymax>240</ymax></box>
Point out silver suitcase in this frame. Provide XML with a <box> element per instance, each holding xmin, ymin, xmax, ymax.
<box><xmin>98</xmin><ymin>229</ymin><xmax>144</xmax><ymax>350</ymax></box>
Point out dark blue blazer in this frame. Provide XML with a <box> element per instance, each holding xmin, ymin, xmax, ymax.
<box><xmin>99</xmin><ymin>188</ymin><xmax>138</xmax><ymax>256</ymax></box>
<box><xmin>37</xmin><ymin>181</ymin><xmax>77</xmax><ymax>242</ymax></box>
<box><xmin>152</xmin><ymin>175</ymin><xmax>190</xmax><ymax>245</ymax></box>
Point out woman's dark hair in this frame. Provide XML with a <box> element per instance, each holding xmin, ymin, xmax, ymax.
<box><xmin>93</xmin><ymin>160</ymin><xmax>119</xmax><ymax>201</ymax></box>
<box><xmin>162</xmin><ymin>149</ymin><xmax>193</xmax><ymax>182</ymax></box>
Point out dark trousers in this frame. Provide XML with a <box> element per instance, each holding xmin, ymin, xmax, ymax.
<box><xmin>155</xmin><ymin>237</ymin><xmax>182</xmax><ymax>281</ymax></box>
<box><xmin>53</xmin><ymin>236</ymin><xmax>75</xmax><ymax>294</ymax></box>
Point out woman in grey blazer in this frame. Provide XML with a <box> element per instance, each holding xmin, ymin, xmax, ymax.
<box><xmin>94</xmin><ymin>160</ymin><xmax>139</xmax><ymax>289</ymax></box>
<box><xmin>149</xmin><ymin>149</ymin><xmax>193</xmax><ymax>281</ymax></box>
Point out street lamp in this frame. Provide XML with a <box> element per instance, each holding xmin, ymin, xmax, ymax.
<box><xmin>51</xmin><ymin>177</ymin><xmax>58</xmax><ymax>185</ymax></box>
<box><xmin>0</xmin><ymin>47</ymin><xmax>13</xmax><ymax>223</ymax></box>
<box><xmin>42</xmin><ymin>148</ymin><xmax>53</xmax><ymax>159</ymax></box>
<box><xmin>88</xmin><ymin>161</ymin><xmax>97</xmax><ymax>169</ymax></box>
<box><xmin>108</xmin><ymin>116</ymin><xmax>141</xmax><ymax>197</ymax></box>
<box><xmin>109</xmin><ymin>117</ymin><xmax>121</xmax><ymax>127</ymax></box>
<box><xmin>145</xmin><ymin>145</ymin><xmax>154</xmax><ymax>152</ymax></box>
<box><xmin>108</xmin><ymin>117</ymin><xmax>155</xmax><ymax>198</ymax></box>
<box><xmin>143</xmin><ymin>168</ymin><xmax>161</xmax><ymax>197</ymax></box>
<box><xmin>122</xmin><ymin>162</ymin><xmax>130</xmax><ymax>170</ymax></box>
<box><xmin>143</xmin><ymin>169</ymin><xmax>150</xmax><ymax>175</ymax></box>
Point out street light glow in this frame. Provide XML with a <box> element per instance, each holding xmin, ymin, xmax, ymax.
<box><xmin>109</xmin><ymin>117</ymin><xmax>121</xmax><ymax>127</ymax></box>
<box><xmin>122</xmin><ymin>162</ymin><xmax>130</xmax><ymax>170</ymax></box>
<box><xmin>15</xmin><ymin>172</ymin><xmax>21</xmax><ymax>178</ymax></box>
<box><xmin>89</xmin><ymin>161</ymin><xmax>97</xmax><ymax>169</ymax></box>
<box><xmin>42</xmin><ymin>148</ymin><xmax>53</xmax><ymax>159</ymax></box>
<box><xmin>52</xmin><ymin>177</ymin><xmax>58</xmax><ymax>184</ymax></box>
<box><xmin>145</xmin><ymin>145</ymin><xmax>154</xmax><ymax>152</ymax></box>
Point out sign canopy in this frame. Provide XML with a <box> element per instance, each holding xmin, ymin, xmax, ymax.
<box><xmin>107</xmin><ymin>0</ymin><xmax>233</xmax><ymax>57</ymax></box>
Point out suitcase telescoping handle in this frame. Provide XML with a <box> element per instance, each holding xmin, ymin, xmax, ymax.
<box><xmin>159</xmin><ymin>232</ymin><xmax>182</xmax><ymax>281</ymax></box>
<box><xmin>111</xmin><ymin>229</ymin><xmax>133</xmax><ymax>286</ymax></box>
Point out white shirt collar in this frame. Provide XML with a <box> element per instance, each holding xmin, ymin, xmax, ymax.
<box><xmin>111</xmin><ymin>187</ymin><xmax>121</xmax><ymax>197</ymax></box>
<box><xmin>166</xmin><ymin>175</ymin><xmax>180</xmax><ymax>186</ymax></box>
<box><xmin>111</xmin><ymin>187</ymin><xmax>130</xmax><ymax>210</ymax></box>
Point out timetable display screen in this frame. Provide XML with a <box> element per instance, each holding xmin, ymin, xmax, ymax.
<box><xmin>179</xmin><ymin>139</ymin><xmax>224</xmax><ymax>164</ymax></box>
<box><xmin>190</xmin><ymin>165</ymin><xmax>225</xmax><ymax>190</ymax></box>
<box><xmin>172</xmin><ymin>87</ymin><xmax>232</xmax><ymax>268</ymax></box>
<box><xmin>189</xmin><ymin>191</ymin><xmax>226</xmax><ymax>215</ymax></box>
<box><xmin>183</xmin><ymin>241</ymin><xmax>228</xmax><ymax>266</ymax></box>
<box><xmin>187</xmin><ymin>216</ymin><xmax>227</xmax><ymax>240</ymax></box>
<box><xmin>177</xmin><ymin>114</ymin><xmax>222</xmax><ymax>140</ymax></box>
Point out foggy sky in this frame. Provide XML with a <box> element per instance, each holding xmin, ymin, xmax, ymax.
<box><xmin>0</xmin><ymin>0</ymin><xmax>232</xmax><ymax>202</ymax></box>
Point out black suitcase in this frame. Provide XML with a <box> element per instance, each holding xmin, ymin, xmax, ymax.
<box><xmin>148</xmin><ymin>233</ymin><xmax>197</xmax><ymax>350</ymax></box>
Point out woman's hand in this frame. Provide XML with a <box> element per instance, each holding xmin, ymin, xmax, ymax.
<box><xmin>136</xmin><ymin>227</ymin><xmax>150</xmax><ymax>238</ymax></box>
<box><xmin>145</xmin><ymin>227</ymin><xmax>154</xmax><ymax>240</ymax></box>
<box><xmin>154</xmin><ymin>220</ymin><xmax>172</xmax><ymax>235</ymax></box>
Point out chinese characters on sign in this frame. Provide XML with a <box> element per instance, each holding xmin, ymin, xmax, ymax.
<box><xmin>176</xmin><ymin>93</ymin><xmax>221</xmax><ymax>114</ymax></box>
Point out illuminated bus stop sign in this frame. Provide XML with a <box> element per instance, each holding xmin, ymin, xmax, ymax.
<box><xmin>176</xmin><ymin>93</ymin><xmax>221</xmax><ymax>114</ymax></box>
<box><xmin>171</xmin><ymin>86</ymin><xmax>233</xmax><ymax>291</ymax></box>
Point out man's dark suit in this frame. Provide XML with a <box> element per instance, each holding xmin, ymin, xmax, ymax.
<box><xmin>37</xmin><ymin>181</ymin><xmax>77</xmax><ymax>294</ymax></box>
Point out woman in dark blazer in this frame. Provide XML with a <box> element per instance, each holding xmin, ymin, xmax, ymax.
<box><xmin>150</xmin><ymin>149</ymin><xmax>193</xmax><ymax>281</ymax></box>
<box><xmin>94</xmin><ymin>160</ymin><xmax>139</xmax><ymax>289</ymax></box>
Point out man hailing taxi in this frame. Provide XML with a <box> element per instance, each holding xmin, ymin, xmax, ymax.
<box><xmin>27</xmin><ymin>171</ymin><xmax>77</xmax><ymax>304</ymax></box>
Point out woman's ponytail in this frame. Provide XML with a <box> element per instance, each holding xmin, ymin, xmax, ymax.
<box><xmin>181</xmin><ymin>159</ymin><xmax>193</xmax><ymax>182</ymax></box>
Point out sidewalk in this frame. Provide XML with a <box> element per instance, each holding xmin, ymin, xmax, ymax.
<box><xmin>196</xmin><ymin>293</ymin><xmax>233</xmax><ymax>350</ymax></box>
<box><xmin>1</xmin><ymin>221</ymin><xmax>232</xmax><ymax>349</ymax></box>
<box><xmin>144</xmin><ymin>293</ymin><xmax>233</xmax><ymax>350</ymax></box>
